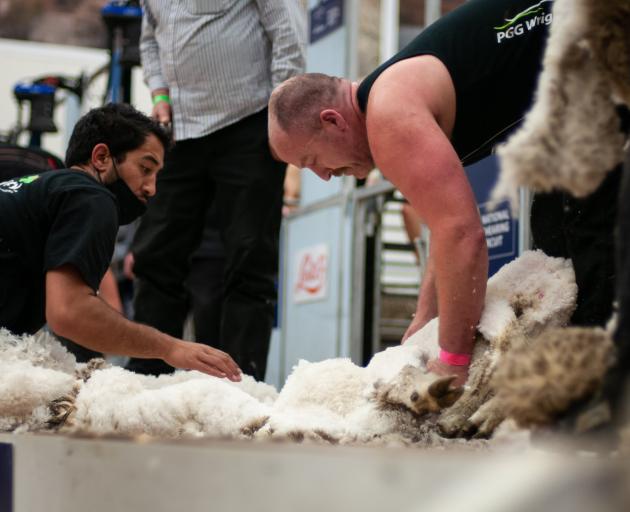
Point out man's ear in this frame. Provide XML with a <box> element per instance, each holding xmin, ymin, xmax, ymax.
<box><xmin>320</xmin><ymin>109</ymin><xmax>347</xmax><ymax>131</ymax></box>
<box><xmin>90</xmin><ymin>143</ymin><xmax>111</xmax><ymax>173</ymax></box>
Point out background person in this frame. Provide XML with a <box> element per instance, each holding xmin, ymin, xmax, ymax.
<box><xmin>126</xmin><ymin>0</ymin><xmax>306</xmax><ymax>380</ymax></box>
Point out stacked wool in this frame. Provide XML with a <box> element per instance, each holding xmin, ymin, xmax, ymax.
<box><xmin>493</xmin><ymin>0</ymin><xmax>630</xmax><ymax>206</ymax></box>
<box><xmin>0</xmin><ymin>251</ymin><xmax>585</xmax><ymax>445</ymax></box>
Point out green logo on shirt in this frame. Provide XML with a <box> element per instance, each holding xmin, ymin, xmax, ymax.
<box><xmin>0</xmin><ymin>174</ymin><xmax>40</xmax><ymax>194</ymax></box>
<box><xmin>494</xmin><ymin>0</ymin><xmax>553</xmax><ymax>44</ymax></box>
<box><xmin>19</xmin><ymin>175</ymin><xmax>39</xmax><ymax>184</ymax></box>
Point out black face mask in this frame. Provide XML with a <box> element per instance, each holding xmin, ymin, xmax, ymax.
<box><xmin>105</xmin><ymin>160</ymin><xmax>147</xmax><ymax>225</ymax></box>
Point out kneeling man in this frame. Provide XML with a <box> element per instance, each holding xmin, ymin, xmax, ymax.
<box><xmin>0</xmin><ymin>103</ymin><xmax>240</xmax><ymax>381</ymax></box>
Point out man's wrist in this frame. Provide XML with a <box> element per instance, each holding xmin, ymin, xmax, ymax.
<box><xmin>152</xmin><ymin>94</ymin><xmax>171</xmax><ymax>106</ymax></box>
<box><xmin>439</xmin><ymin>348</ymin><xmax>471</xmax><ymax>366</ymax></box>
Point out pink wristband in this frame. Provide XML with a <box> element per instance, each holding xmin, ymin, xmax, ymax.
<box><xmin>439</xmin><ymin>349</ymin><xmax>471</xmax><ymax>366</ymax></box>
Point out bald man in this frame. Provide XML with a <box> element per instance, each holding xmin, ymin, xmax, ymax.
<box><xmin>269</xmin><ymin>0</ymin><xmax>621</xmax><ymax>386</ymax></box>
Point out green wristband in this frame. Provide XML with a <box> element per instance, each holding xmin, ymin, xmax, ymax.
<box><xmin>152</xmin><ymin>94</ymin><xmax>171</xmax><ymax>105</ymax></box>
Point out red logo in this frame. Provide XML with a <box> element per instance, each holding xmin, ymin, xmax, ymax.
<box><xmin>295</xmin><ymin>253</ymin><xmax>327</xmax><ymax>295</ymax></box>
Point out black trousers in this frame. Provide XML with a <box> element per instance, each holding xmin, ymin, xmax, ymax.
<box><xmin>126</xmin><ymin>109</ymin><xmax>285</xmax><ymax>380</ymax></box>
<box><xmin>530</xmin><ymin>167</ymin><xmax>621</xmax><ymax>327</ymax></box>
<box><xmin>187</xmin><ymin>252</ymin><xmax>225</xmax><ymax>346</ymax></box>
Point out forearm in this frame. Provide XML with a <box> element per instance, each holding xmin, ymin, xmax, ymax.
<box><xmin>414</xmin><ymin>252</ymin><xmax>438</xmax><ymax>326</ymax></box>
<box><xmin>50</xmin><ymin>292</ymin><xmax>174</xmax><ymax>360</ymax></box>
<box><xmin>432</xmin><ymin>227</ymin><xmax>487</xmax><ymax>354</ymax></box>
<box><xmin>46</xmin><ymin>266</ymin><xmax>241</xmax><ymax>378</ymax></box>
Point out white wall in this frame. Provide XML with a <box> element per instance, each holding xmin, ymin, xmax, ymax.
<box><xmin>0</xmin><ymin>38</ymin><xmax>151</xmax><ymax>161</ymax></box>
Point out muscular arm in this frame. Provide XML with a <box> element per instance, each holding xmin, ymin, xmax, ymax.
<box><xmin>367</xmin><ymin>58</ymin><xmax>488</xmax><ymax>362</ymax></box>
<box><xmin>46</xmin><ymin>265</ymin><xmax>241</xmax><ymax>380</ymax></box>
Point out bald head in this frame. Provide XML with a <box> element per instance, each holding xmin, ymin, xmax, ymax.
<box><xmin>269</xmin><ymin>73</ymin><xmax>344</xmax><ymax>135</ymax></box>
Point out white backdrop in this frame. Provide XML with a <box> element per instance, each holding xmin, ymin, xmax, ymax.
<box><xmin>0</xmin><ymin>38</ymin><xmax>151</xmax><ymax>161</ymax></box>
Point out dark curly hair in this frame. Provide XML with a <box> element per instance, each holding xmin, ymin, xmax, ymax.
<box><xmin>64</xmin><ymin>103</ymin><xmax>170</xmax><ymax>167</ymax></box>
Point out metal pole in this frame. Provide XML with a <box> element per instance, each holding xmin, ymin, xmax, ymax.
<box><xmin>379</xmin><ymin>0</ymin><xmax>400</xmax><ymax>62</ymax></box>
<box><xmin>346</xmin><ymin>0</ymin><xmax>360</xmax><ymax>80</ymax></box>
<box><xmin>425</xmin><ymin>0</ymin><xmax>441</xmax><ymax>26</ymax></box>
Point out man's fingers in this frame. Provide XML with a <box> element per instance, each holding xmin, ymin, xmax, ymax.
<box><xmin>205</xmin><ymin>347</ymin><xmax>241</xmax><ymax>377</ymax></box>
<box><xmin>196</xmin><ymin>364</ymin><xmax>227</xmax><ymax>379</ymax></box>
<box><xmin>198</xmin><ymin>350</ymin><xmax>241</xmax><ymax>381</ymax></box>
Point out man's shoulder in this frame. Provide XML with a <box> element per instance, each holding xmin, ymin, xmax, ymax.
<box><xmin>41</xmin><ymin>170</ymin><xmax>117</xmax><ymax>220</ymax></box>
<box><xmin>43</xmin><ymin>169</ymin><xmax>99</xmax><ymax>187</ymax></box>
<box><xmin>367</xmin><ymin>56</ymin><xmax>455</xmax><ymax>132</ymax></box>
<box><xmin>45</xmin><ymin>170</ymin><xmax>115</xmax><ymax>199</ymax></box>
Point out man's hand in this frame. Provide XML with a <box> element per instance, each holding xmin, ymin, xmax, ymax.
<box><xmin>164</xmin><ymin>340</ymin><xmax>242</xmax><ymax>381</ymax></box>
<box><xmin>427</xmin><ymin>358</ymin><xmax>468</xmax><ymax>388</ymax></box>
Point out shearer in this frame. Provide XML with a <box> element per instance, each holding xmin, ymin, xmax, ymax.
<box><xmin>268</xmin><ymin>0</ymin><xmax>621</xmax><ymax>386</ymax></box>
<box><xmin>0</xmin><ymin>103</ymin><xmax>241</xmax><ymax>381</ymax></box>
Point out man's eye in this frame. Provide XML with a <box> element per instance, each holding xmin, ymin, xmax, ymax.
<box><xmin>141</xmin><ymin>166</ymin><xmax>151</xmax><ymax>175</ymax></box>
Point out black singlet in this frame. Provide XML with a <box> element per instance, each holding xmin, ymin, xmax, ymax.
<box><xmin>357</xmin><ymin>0</ymin><xmax>554</xmax><ymax>165</ymax></box>
<box><xmin>0</xmin><ymin>170</ymin><xmax>118</xmax><ymax>334</ymax></box>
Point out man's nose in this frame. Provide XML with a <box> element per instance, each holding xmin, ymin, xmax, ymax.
<box><xmin>310</xmin><ymin>165</ymin><xmax>330</xmax><ymax>181</ymax></box>
<box><xmin>144</xmin><ymin>175</ymin><xmax>157</xmax><ymax>197</ymax></box>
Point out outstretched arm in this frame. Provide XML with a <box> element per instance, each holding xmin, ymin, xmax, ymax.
<box><xmin>367</xmin><ymin>61</ymin><xmax>488</xmax><ymax>384</ymax></box>
<box><xmin>46</xmin><ymin>265</ymin><xmax>241</xmax><ymax>380</ymax></box>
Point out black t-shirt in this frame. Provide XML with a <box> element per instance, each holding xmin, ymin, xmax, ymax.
<box><xmin>0</xmin><ymin>169</ymin><xmax>118</xmax><ymax>334</ymax></box>
<box><xmin>357</xmin><ymin>0</ymin><xmax>553</xmax><ymax>165</ymax></box>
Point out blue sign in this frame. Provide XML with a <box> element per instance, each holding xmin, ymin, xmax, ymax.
<box><xmin>309</xmin><ymin>0</ymin><xmax>344</xmax><ymax>44</ymax></box>
<box><xmin>0</xmin><ymin>443</ymin><xmax>13</xmax><ymax>512</ymax></box>
<box><xmin>465</xmin><ymin>155</ymin><xmax>519</xmax><ymax>276</ymax></box>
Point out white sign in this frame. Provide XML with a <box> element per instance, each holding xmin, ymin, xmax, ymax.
<box><xmin>293</xmin><ymin>244</ymin><xmax>329</xmax><ymax>303</ymax></box>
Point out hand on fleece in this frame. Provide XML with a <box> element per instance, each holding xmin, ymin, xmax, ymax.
<box><xmin>164</xmin><ymin>340</ymin><xmax>242</xmax><ymax>381</ymax></box>
<box><xmin>427</xmin><ymin>358</ymin><xmax>468</xmax><ymax>388</ymax></box>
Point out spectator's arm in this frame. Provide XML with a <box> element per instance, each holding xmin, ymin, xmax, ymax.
<box><xmin>256</xmin><ymin>0</ymin><xmax>307</xmax><ymax>87</ymax></box>
<box><xmin>140</xmin><ymin>0</ymin><xmax>168</xmax><ymax>92</ymax></box>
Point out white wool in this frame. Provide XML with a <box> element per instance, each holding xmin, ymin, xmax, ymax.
<box><xmin>0</xmin><ymin>360</ymin><xmax>75</xmax><ymax>418</ymax></box>
<box><xmin>0</xmin><ymin>330</ymin><xmax>77</xmax><ymax>432</ymax></box>
<box><xmin>0</xmin><ymin>328</ymin><xmax>76</xmax><ymax>374</ymax></box>
<box><xmin>273</xmin><ymin>359</ymin><xmax>370</xmax><ymax>417</ymax></box>
<box><xmin>226</xmin><ymin>374</ymin><xmax>279</xmax><ymax>405</ymax></box>
<box><xmin>0</xmin><ymin>251</ymin><xmax>578</xmax><ymax>444</ymax></box>
<box><xmin>366</xmin><ymin>343</ymin><xmax>426</xmax><ymax>383</ymax></box>
<box><xmin>258</xmin><ymin>406</ymin><xmax>348</xmax><ymax>441</ymax></box>
<box><xmin>404</xmin><ymin>317</ymin><xmax>440</xmax><ymax>356</ymax></box>
<box><xmin>142</xmin><ymin>370</ymin><xmax>279</xmax><ymax>404</ymax></box>
<box><xmin>343</xmin><ymin>402</ymin><xmax>403</xmax><ymax>441</ymax></box>
<box><xmin>477</xmin><ymin>299</ymin><xmax>515</xmax><ymax>342</ymax></box>
<box><xmin>0</xmin><ymin>359</ymin><xmax>75</xmax><ymax>433</ymax></box>
<box><xmin>365</xmin><ymin>318</ymin><xmax>440</xmax><ymax>384</ymax></box>
<box><xmin>480</xmin><ymin>250</ymin><xmax>576</xmax><ymax>339</ymax></box>
<box><xmin>72</xmin><ymin>367</ymin><xmax>270</xmax><ymax>438</ymax></box>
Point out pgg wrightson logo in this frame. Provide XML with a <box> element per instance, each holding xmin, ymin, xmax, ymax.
<box><xmin>494</xmin><ymin>0</ymin><xmax>553</xmax><ymax>44</ymax></box>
